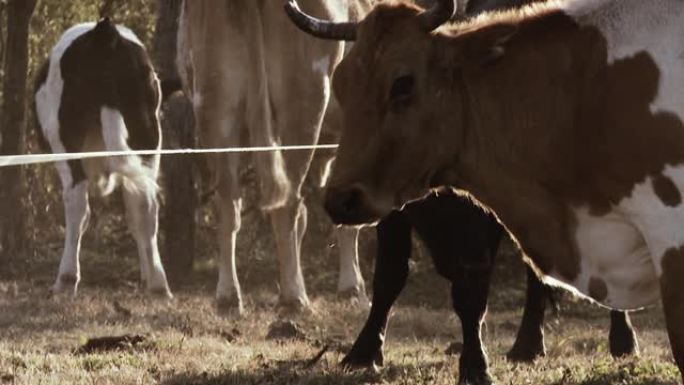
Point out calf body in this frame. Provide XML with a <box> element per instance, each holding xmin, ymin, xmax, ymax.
<box><xmin>286</xmin><ymin>0</ymin><xmax>684</xmax><ymax>380</ymax></box>
<box><xmin>34</xmin><ymin>20</ymin><xmax>171</xmax><ymax>297</ymax></box>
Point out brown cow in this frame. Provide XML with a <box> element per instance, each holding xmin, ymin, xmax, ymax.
<box><xmin>176</xmin><ymin>0</ymin><xmax>372</xmax><ymax>312</ymax></box>
<box><xmin>286</xmin><ymin>0</ymin><xmax>684</xmax><ymax>381</ymax></box>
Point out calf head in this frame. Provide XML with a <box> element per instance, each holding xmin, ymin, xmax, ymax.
<box><xmin>286</xmin><ymin>0</ymin><xmax>515</xmax><ymax>225</ymax></box>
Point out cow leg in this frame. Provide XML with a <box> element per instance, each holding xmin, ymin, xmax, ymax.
<box><xmin>507</xmin><ymin>265</ymin><xmax>547</xmax><ymax>362</ymax></box>
<box><xmin>451</xmin><ymin>266</ymin><xmax>494</xmax><ymax>385</ymax></box>
<box><xmin>335</xmin><ymin>226</ymin><xmax>367</xmax><ymax>303</ymax></box>
<box><xmin>123</xmin><ymin>187</ymin><xmax>172</xmax><ymax>298</ymax></box>
<box><xmin>215</xmin><ymin>158</ymin><xmax>243</xmax><ymax>314</ymax></box>
<box><xmin>53</xmin><ymin>179</ymin><xmax>90</xmax><ymax>296</ymax></box>
<box><xmin>609</xmin><ymin>310</ymin><xmax>639</xmax><ymax>358</ymax></box>
<box><xmin>270</xmin><ymin>197</ymin><xmax>310</xmax><ymax>308</ymax></box>
<box><xmin>659</xmin><ymin>249</ymin><xmax>684</xmax><ymax>383</ymax></box>
<box><xmin>342</xmin><ymin>211</ymin><xmax>411</xmax><ymax>368</ymax></box>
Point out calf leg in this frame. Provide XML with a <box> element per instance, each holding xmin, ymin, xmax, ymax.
<box><xmin>609</xmin><ymin>310</ymin><xmax>639</xmax><ymax>358</ymax></box>
<box><xmin>342</xmin><ymin>211</ymin><xmax>411</xmax><ymax>368</ymax></box>
<box><xmin>335</xmin><ymin>226</ymin><xmax>367</xmax><ymax>302</ymax></box>
<box><xmin>123</xmin><ymin>188</ymin><xmax>172</xmax><ymax>298</ymax></box>
<box><xmin>451</xmin><ymin>265</ymin><xmax>494</xmax><ymax>385</ymax></box>
<box><xmin>507</xmin><ymin>265</ymin><xmax>547</xmax><ymax>362</ymax></box>
<box><xmin>53</xmin><ymin>180</ymin><xmax>90</xmax><ymax>295</ymax></box>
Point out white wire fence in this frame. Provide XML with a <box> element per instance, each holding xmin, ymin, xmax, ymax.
<box><xmin>0</xmin><ymin>144</ymin><xmax>339</xmax><ymax>168</ymax></box>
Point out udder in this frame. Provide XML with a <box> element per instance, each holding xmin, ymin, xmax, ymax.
<box><xmin>550</xmin><ymin>207</ymin><xmax>661</xmax><ymax>310</ymax></box>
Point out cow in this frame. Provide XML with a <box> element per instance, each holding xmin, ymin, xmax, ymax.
<box><xmin>176</xmin><ymin>0</ymin><xmax>370</xmax><ymax>312</ymax></box>
<box><xmin>33</xmin><ymin>19</ymin><xmax>172</xmax><ymax>298</ymax></box>
<box><xmin>321</xmin><ymin>0</ymin><xmax>636</xmax><ymax>382</ymax></box>
<box><xmin>285</xmin><ymin>0</ymin><xmax>684</xmax><ymax>381</ymax></box>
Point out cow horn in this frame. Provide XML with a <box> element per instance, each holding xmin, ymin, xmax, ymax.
<box><xmin>284</xmin><ymin>0</ymin><xmax>358</xmax><ymax>41</ymax></box>
<box><xmin>418</xmin><ymin>0</ymin><xmax>457</xmax><ymax>32</ymax></box>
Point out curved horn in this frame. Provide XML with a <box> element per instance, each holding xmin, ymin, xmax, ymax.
<box><xmin>418</xmin><ymin>0</ymin><xmax>457</xmax><ymax>32</ymax></box>
<box><xmin>284</xmin><ymin>0</ymin><xmax>358</xmax><ymax>41</ymax></box>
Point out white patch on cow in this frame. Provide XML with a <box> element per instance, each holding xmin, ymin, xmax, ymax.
<box><xmin>620</xmin><ymin>165</ymin><xmax>684</xmax><ymax>272</ymax></box>
<box><xmin>312</xmin><ymin>57</ymin><xmax>331</xmax><ymax>77</ymax></box>
<box><xmin>115</xmin><ymin>25</ymin><xmax>144</xmax><ymax>47</ymax></box>
<box><xmin>35</xmin><ymin>24</ymin><xmax>93</xmax><ymax>190</ymax></box>
<box><xmin>565</xmin><ymin>0</ymin><xmax>684</xmax><ymax>118</ymax></box>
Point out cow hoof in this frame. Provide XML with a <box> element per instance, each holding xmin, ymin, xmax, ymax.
<box><xmin>341</xmin><ymin>349</ymin><xmax>383</xmax><ymax>370</ymax></box>
<box><xmin>458</xmin><ymin>370</ymin><xmax>494</xmax><ymax>385</ymax></box>
<box><xmin>216</xmin><ymin>295</ymin><xmax>244</xmax><ymax>316</ymax></box>
<box><xmin>609</xmin><ymin>315</ymin><xmax>639</xmax><ymax>358</ymax></box>
<box><xmin>52</xmin><ymin>274</ymin><xmax>79</xmax><ymax>297</ymax></box>
<box><xmin>278</xmin><ymin>296</ymin><xmax>311</xmax><ymax>313</ymax></box>
<box><xmin>149</xmin><ymin>286</ymin><xmax>174</xmax><ymax>300</ymax></box>
<box><xmin>458</xmin><ymin>375</ymin><xmax>494</xmax><ymax>385</ymax></box>
<box><xmin>610</xmin><ymin>339</ymin><xmax>638</xmax><ymax>358</ymax></box>
<box><xmin>338</xmin><ymin>288</ymin><xmax>371</xmax><ymax>309</ymax></box>
<box><xmin>506</xmin><ymin>343</ymin><xmax>545</xmax><ymax>363</ymax></box>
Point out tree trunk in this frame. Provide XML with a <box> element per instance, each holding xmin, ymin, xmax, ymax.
<box><xmin>0</xmin><ymin>0</ymin><xmax>37</xmax><ymax>268</ymax></box>
<box><xmin>153</xmin><ymin>0</ymin><xmax>198</xmax><ymax>285</ymax></box>
<box><xmin>153</xmin><ymin>0</ymin><xmax>183</xmax><ymax>95</ymax></box>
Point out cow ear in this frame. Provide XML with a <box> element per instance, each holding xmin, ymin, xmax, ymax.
<box><xmin>464</xmin><ymin>23</ymin><xmax>517</xmax><ymax>66</ymax></box>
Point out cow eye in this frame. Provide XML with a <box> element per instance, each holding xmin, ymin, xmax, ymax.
<box><xmin>389</xmin><ymin>74</ymin><xmax>414</xmax><ymax>111</ymax></box>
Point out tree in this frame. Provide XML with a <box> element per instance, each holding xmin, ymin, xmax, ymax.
<box><xmin>0</xmin><ymin>0</ymin><xmax>38</xmax><ymax>268</ymax></box>
<box><xmin>153</xmin><ymin>0</ymin><xmax>198</xmax><ymax>285</ymax></box>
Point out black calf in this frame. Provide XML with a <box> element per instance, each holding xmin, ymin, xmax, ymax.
<box><xmin>342</xmin><ymin>190</ymin><xmax>638</xmax><ymax>385</ymax></box>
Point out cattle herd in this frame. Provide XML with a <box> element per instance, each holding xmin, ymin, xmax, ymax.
<box><xmin>25</xmin><ymin>0</ymin><xmax>684</xmax><ymax>384</ymax></box>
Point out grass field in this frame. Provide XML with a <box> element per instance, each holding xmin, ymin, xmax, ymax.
<box><xmin>0</xmin><ymin>187</ymin><xmax>681</xmax><ymax>385</ymax></box>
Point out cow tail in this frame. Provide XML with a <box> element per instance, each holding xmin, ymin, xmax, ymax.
<box><xmin>99</xmin><ymin>107</ymin><xmax>159</xmax><ymax>200</ymax></box>
<box><xmin>245</xmin><ymin>3</ymin><xmax>290</xmax><ymax>211</ymax></box>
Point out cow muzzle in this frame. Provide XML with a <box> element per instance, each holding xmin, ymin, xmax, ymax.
<box><xmin>324</xmin><ymin>184</ymin><xmax>387</xmax><ymax>225</ymax></box>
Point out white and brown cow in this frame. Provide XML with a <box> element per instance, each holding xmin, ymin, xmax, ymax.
<box><xmin>176</xmin><ymin>0</ymin><xmax>368</xmax><ymax>312</ymax></box>
<box><xmin>287</xmin><ymin>0</ymin><xmax>684</xmax><ymax>380</ymax></box>
<box><xmin>34</xmin><ymin>19</ymin><xmax>172</xmax><ymax>298</ymax></box>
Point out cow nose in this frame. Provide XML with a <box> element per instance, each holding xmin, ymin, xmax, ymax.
<box><xmin>324</xmin><ymin>185</ymin><xmax>373</xmax><ymax>225</ymax></box>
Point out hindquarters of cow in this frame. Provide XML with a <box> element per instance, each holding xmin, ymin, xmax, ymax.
<box><xmin>33</xmin><ymin>20</ymin><xmax>171</xmax><ymax>298</ymax></box>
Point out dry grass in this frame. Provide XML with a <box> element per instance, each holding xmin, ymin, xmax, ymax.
<box><xmin>1</xmin><ymin>236</ymin><xmax>681</xmax><ymax>385</ymax></box>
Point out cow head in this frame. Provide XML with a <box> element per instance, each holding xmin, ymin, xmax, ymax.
<box><xmin>286</xmin><ymin>0</ymin><xmax>515</xmax><ymax>225</ymax></box>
